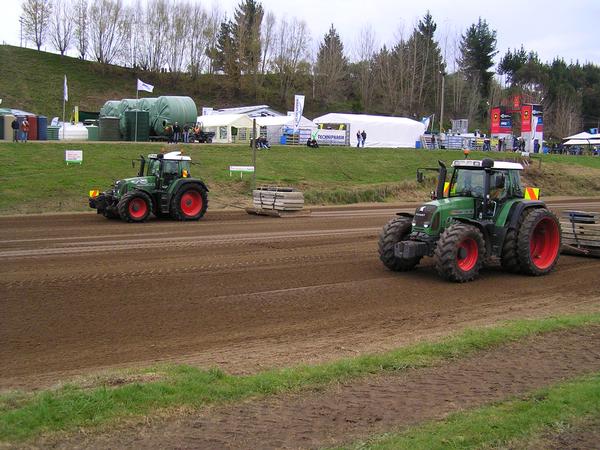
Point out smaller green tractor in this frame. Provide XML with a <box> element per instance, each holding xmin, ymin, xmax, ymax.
<box><xmin>89</xmin><ymin>151</ymin><xmax>208</xmax><ymax>222</ymax></box>
<box><xmin>379</xmin><ymin>158</ymin><xmax>561</xmax><ymax>282</ymax></box>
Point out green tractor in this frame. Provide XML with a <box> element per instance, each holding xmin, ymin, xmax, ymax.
<box><xmin>378</xmin><ymin>158</ymin><xmax>561</xmax><ymax>282</ymax></box>
<box><xmin>89</xmin><ymin>151</ymin><xmax>208</xmax><ymax>222</ymax></box>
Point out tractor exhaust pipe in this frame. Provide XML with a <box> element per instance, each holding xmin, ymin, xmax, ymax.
<box><xmin>436</xmin><ymin>160</ymin><xmax>447</xmax><ymax>199</ymax></box>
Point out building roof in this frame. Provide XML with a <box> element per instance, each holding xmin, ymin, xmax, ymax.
<box><xmin>213</xmin><ymin>105</ymin><xmax>284</xmax><ymax>117</ymax></box>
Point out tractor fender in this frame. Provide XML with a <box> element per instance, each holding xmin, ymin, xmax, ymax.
<box><xmin>170</xmin><ymin>179</ymin><xmax>210</xmax><ymax>197</ymax></box>
<box><xmin>395</xmin><ymin>212</ymin><xmax>414</xmax><ymax>219</ymax></box>
<box><xmin>507</xmin><ymin>201</ymin><xmax>546</xmax><ymax>230</ymax></box>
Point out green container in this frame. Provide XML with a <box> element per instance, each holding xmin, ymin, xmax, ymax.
<box><xmin>99</xmin><ymin>101</ymin><xmax>121</xmax><ymax>118</ymax></box>
<box><xmin>99</xmin><ymin>117</ymin><xmax>121</xmax><ymax>141</ymax></box>
<box><xmin>47</xmin><ymin>126</ymin><xmax>61</xmax><ymax>141</ymax></box>
<box><xmin>149</xmin><ymin>96</ymin><xmax>197</xmax><ymax>136</ymax></box>
<box><xmin>124</xmin><ymin>110</ymin><xmax>150</xmax><ymax>142</ymax></box>
<box><xmin>86</xmin><ymin>125</ymin><xmax>99</xmax><ymax>141</ymax></box>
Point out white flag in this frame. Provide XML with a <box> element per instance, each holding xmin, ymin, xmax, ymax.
<box><xmin>137</xmin><ymin>79</ymin><xmax>154</xmax><ymax>93</ymax></box>
<box><xmin>293</xmin><ymin>94</ymin><xmax>305</xmax><ymax>131</ymax></box>
<box><xmin>63</xmin><ymin>75</ymin><xmax>68</xmax><ymax>102</ymax></box>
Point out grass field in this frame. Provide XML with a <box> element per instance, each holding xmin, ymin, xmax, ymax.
<box><xmin>1</xmin><ymin>141</ymin><xmax>600</xmax><ymax>214</ymax></box>
<box><xmin>1</xmin><ymin>313</ymin><xmax>598</xmax><ymax>442</ymax></box>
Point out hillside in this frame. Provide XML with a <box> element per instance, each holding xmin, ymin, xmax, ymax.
<box><xmin>0</xmin><ymin>45</ymin><xmax>263</xmax><ymax>118</ymax></box>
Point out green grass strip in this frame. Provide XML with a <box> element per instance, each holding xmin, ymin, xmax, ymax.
<box><xmin>1</xmin><ymin>312</ymin><xmax>599</xmax><ymax>442</ymax></box>
<box><xmin>343</xmin><ymin>373</ymin><xmax>600</xmax><ymax>450</ymax></box>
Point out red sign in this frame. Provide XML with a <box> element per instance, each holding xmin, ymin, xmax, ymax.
<box><xmin>521</xmin><ymin>105</ymin><xmax>532</xmax><ymax>133</ymax></box>
<box><xmin>512</xmin><ymin>95</ymin><xmax>521</xmax><ymax>110</ymax></box>
<box><xmin>490</xmin><ymin>107</ymin><xmax>501</xmax><ymax>134</ymax></box>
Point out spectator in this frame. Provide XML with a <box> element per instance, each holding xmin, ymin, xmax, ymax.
<box><xmin>173</xmin><ymin>122</ymin><xmax>181</xmax><ymax>143</ymax></box>
<box><xmin>533</xmin><ymin>139</ymin><xmax>540</xmax><ymax>154</ymax></box>
<box><xmin>306</xmin><ymin>138</ymin><xmax>319</xmax><ymax>148</ymax></box>
<box><xmin>11</xmin><ymin>118</ymin><xmax>19</xmax><ymax>143</ymax></box>
<box><xmin>163</xmin><ymin>122</ymin><xmax>174</xmax><ymax>143</ymax></box>
<box><xmin>361</xmin><ymin>130</ymin><xmax>367</xmax><ymax>147</ymax></box>
<box><xmin>21</xmin><ymin>118</ymin><xmax>30</xmax><ymax>143</ymax></box>
<box><xmin>183</xmin><ymin>124</ymin><xmax>190</xmax><ymax>143</ymax></box>
<box><xmin>356</xmin><ymin>130</ymin><xmax>361</xmax><ymax>148</ymax></box>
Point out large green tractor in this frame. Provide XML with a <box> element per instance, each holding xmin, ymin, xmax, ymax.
<box><xmin>378</xmin><ymin>158</ymin><xmax>561</xmax><ymax>282</ymax></box>
<box><xmin>89</xmin><ymin>151</ymin><xmax>208</xmax><ymax>222</ymax></box>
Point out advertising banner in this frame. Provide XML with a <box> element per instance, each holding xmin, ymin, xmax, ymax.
<box><xmin>490</xmin><ymin>107</ymin><xmax>501</xmax><ymax>134</ymax></box>
<box><xmin>532</xmin><ymin>104</ymin><xmax>544</xmax><ymax>132</ymax></box>
<box><xmin>521</xmin><ymin>105</ymin><xmax>532</xmax><ymax>133</ymax></box>
<box><xmin>499</xmin><ymin>111</ymin><xmax>512</xmax><ymax>133</ymax></box>
<box><xmin>293</xmin><ymin>95</ymin><xmax>305</xmax><ymax>131</ymax></box>
<box><xmin>316</xmin><ymin>129</ymin><xmax>346</xmax><ymax>145</ymax></box>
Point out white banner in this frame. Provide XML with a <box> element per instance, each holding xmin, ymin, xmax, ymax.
<box><xmin>202</xmin><ymin>107</ymin><xmax>214</xmax><ymax>116</ymax></box>
<box><xmin>293</xmin><ymin>95</ymin><xmax>305</xmax><ymax>131</ymax></box>
<box><xmin>316</xmin><ymin>129</ymin><xmax>346</xmax><ymax>145</ymax></box>
<box><xmin>65</xmin><ymin>150</ymin><xmax>83</xmax><ymax>163</ymax></box>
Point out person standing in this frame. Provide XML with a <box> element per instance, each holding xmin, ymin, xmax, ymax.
<box><xmin>356</xmin><ymin>130</ymin><xmax>361</xmax><ymax>148</ymax></box>
<box><xmin>11</xmin><ymin>118</ymin><xmax>19</xmax><ymax>142</ymax></box>
<box><xmin>183</xmin><ymin>124</ymin><xmax>190</xmax><ymax>143</ymax></box>
<box><xmin>361</xmin><ymin>130</ymin><xmax>367</xmax><ymax>147</ymax></box>
<box><xmin>21</xmin><ymin>118</ymin><xmax>30</xmax><ymax>143</ymax></box>
<box><xmin>173</xmin><ymin>122</ymin><xmax>181</xmax><ymax>143</ymax></box>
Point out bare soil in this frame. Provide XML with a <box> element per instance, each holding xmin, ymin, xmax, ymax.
<box><xmin>1</xmin><ymin>200</ymin><xmax>600</xmax><ymax>392</ymax></box>
<box><xmin>30</xmin><ymin>326</ymin><xmax>600</xmax><ymax>449</ymax></box>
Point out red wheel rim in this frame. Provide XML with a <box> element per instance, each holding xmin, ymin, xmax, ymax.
<box><xmin>128</xmin><ymin>197</ymin><xmax>147</xmax><ymax>219</ymax></box>
<box><xmin>180</xmin><ymin>190</ymin><xmax>202</xmax><ymax>217</ymax></box>
<box><xmin>457</xmin><ymin>237</ymin><xmax>478</xmax><ymax>271</ymax></box>
<box><xmin>530</xmin><ymin>217</ymin><xmax>560</xmax><ymax>269</ymax></box>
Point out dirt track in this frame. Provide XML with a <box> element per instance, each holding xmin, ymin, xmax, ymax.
<box><xmin>1</xmin><ymin>199</ymin><xmax>600</xmax><ymax>391</ymax></box>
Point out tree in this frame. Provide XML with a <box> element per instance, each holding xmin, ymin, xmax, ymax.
<box><xmin>72</xmin><ymin>0</ymin><xmax>89</xmax><ymax>59</ymax></box>
<box><xmin>88</xmin><ymin>0</ymin><xmax>128</xmax><ymax>65</ymax></box>
<box><xmin>21</xmin><ymin>0</ymin><xmax>52</xmax><ymax>51</ymax></box>
<box><xmin>459</xmin><ymin>18</ymin><xmax>497</xmax><ymax>100</ymax></box>
<box><xmin>260</xmin><ymin>11</ymin><xmax>276</xmax><ymax>75</ymax></box>
<box><xmin>353</xmin><ymin>25</ymin><xmax>377</xmax><ymax>111</ymax></box>
<box><xmin>272</xmin><ymin>17</ymin><xmax>310</xmax><ymax>103</ymax></box>
<box><xmin>210</xmin><ymin>19</ymin><xmax>240</xmax><ymax>93</ymax></box>
<box><xmin>49</xmin><ymin>0</ymin><xmax>73</xmax><ymax>56</ymax></box>
<box><xmin>315</xmin><ymin>24</ymin><xmax>349</xmax><ymax>107</ymax></box>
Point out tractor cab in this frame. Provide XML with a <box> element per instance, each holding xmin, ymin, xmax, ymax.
<box><xmin>143</xmin><ymin>151</ymin><xmax>192</xmax><ymax>189</ymax></box>
<box><xmin>445</xmin><ymin>159</ymin><xmax>525</xmax><ymax>221</ymax></box>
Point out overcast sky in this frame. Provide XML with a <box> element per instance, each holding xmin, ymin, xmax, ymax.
<box><xmin>2</xmin><ymin>0</ymin><xmax>599</xmax><ymax>66</ymax></box>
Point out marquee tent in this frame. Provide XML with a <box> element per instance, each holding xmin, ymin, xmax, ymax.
<box><xmin>313</xmin><ymin>113</ymin><xmax>426</xmax><ymax>148</ymax></box>
<box><xmin>196</xmin><ymin>113</ymin><xmax>254</xmax><ymax>143</ymax></box>
<box><xmin>255</xmin><ymin>115</ymin><xmax>316</xmax><ymax>144</ymax></box>
<box><xmin>564</xmin><ymin>131</ymin><xmax>597</xmax><ymax>140</ymax></box>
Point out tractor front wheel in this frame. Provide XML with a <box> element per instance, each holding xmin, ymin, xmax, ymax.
<box><xmin>117</xmin><ymin>191</ymin><xmax>152</xmax><ymax>223</ymax></box>
<box><xmin>517</xmin><ymin>208</ymin><xmax>561</xmax><ymax>275</ymax></box>
<box><xmin>435</xmin><ymin>223</ymin><xmax>485</xmax><ymax>282</ymax></box>
<box><xmin>378</xmin><ymin>217</ymin><xmax>421</xmax><ymax>271</ymax></box>
<box><xmin>171</xmin><ymin>185</ymin><xmax>208</xmax><ymax>221</ymax></box>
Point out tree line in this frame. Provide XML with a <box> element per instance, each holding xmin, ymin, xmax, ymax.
<box><xmin>19</xmin><ymin>0</ymin><xmax>600</xmax><ymax>138</ymax></box>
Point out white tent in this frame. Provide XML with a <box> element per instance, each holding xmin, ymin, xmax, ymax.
<box><xmin>255</xmin><ymin>115</ymin><xmax>316</xmax><ymax>144</ymax></box>
<box><xmin>313</xmin><ymin>113</ymin><xmax>426</xmax><ymax>148</ymax></box>
<box><xmin>196</xmin><ymin>113</ymin><xmax>254</xmax><ymax>143</ymax></box>
<box><xmin>564</xmin><ymin>138</ymin><xmax>600</xmax><ymax>146</ymax></box>
<box><xmin>564</xmin><ymin>131</ymin><xmax>597</xmax><ymax>140</ymax></box>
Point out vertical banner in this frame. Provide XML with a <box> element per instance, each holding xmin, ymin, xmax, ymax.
<box><xmin>499</xmin><ymin>109</ymin><xmax>512</xmax><ymax>133</ymax></box>
<box><xmin>532</xmin><ymin>104</ymin><xmax>544</xmax><ymax>132</ymax></box>
<box><xmin>293</xmin><ymin>94</ymin><xmax>305</xmax><ymax>131</ymax></box>
<box><xmin>521</xmin><ymin>105</ymin><xmax>532</xmax><ymax>133</ymax></box>
<box><xmin>490</xmin><ymin>107</ymin><xmax>501</xmax><ymax>134</ymax></box>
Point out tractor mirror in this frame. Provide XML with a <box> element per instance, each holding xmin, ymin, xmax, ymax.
<box><xmin>416</xmin><ymin>171</ymin><xmax>424</xmax><ymax>183</ymax></box>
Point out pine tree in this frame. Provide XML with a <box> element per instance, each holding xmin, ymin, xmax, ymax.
<box><xmin>459</xmin><ymin>18</ymin><xmax>498</xmax><ymax>99</ymax></box>
<box><xmin>315</xmin><ymin>24</ymin><xmax>349</xmax><ymax>107</ymax></box>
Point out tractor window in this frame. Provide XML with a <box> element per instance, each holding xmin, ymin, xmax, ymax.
<box><xmin>147</xmin><ymin>159</ymin><xmax>161</xmax><ymax>177</ymax></box>
<box><xmin>180</xmin><ymin>160</ymin><xmax>191</xmax><ymax>177</ymax></box>
<box><xmin>163</xmin><ymin>160</ymin><xmax>179</xmax><ymax>175</ymax></box>
<box><xmin>449</xmin><ymin>169</ymin><xmax>485</xmax><ymax>198</ymax></box>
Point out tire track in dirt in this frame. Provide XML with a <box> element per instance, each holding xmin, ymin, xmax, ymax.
<box><xmin>35</xmin><ymin>327</ymin><xmax>600</xmax><ymax>450</ymax></box>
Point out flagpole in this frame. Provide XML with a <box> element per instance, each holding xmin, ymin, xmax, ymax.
<box><xmin>62</xmin><ymin>76</ymin><xmax>66</xmax><ymax>140</ymax></box>
<box><xmin>135</xmin><ymin>84</ymin><xmax>138</xmax><ymax>143</ymax></box>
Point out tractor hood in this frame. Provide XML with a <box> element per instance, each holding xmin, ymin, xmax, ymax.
<box><xmin>412</xmin><ymin>197</ymin><xmax>476</xmax><ymax>234</ymax></box>
<box><xmin>115</xmin><ymin>177</ymin><xmax>155</xmax><ymax>194</ymax></box>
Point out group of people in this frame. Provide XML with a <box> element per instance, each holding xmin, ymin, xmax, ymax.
<box><xmin>250</xmin><ymin>136</ymin><xmax>270</xmax><ymax>149</ymax></box>
<box><xmin>11</xmin><ymin>118</ymin><xmax>30</xmax><ymax>143</ymax></box>
<box><xmin>356</xmin><ymin>130</ymin><xmax>367</xmax><ymax>147</ymax></box>
<box><xmin>163</xmin><ymin>122</ymin><xmax>208</xmax><ymax>144</ymax></box>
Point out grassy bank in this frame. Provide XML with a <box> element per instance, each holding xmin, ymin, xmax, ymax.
<box><xmin>345</xmin><ymin>373</ymin><xmax>600</xmax><ymax>450</ymax></box>
<box><xmin>1</xmin><ymin>313</ymin><xmax>599</xmax><ymax>442</ymax></box>
<box><xmin>1</xmin><ymin>142</ymin><xmax>600</xmax><ymax>214</ymax></box>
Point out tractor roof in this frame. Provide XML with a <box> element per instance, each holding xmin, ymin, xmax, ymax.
<box><xmin>147</xmin><ymin>151</ymin><xmax>191</xmax><ymax>161</ymax></box>
<box><xmin>451</xmin><ymin>159</ymin><xmax>523</xmax><ymax>170</ymax></box>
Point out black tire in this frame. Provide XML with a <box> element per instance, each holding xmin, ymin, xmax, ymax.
<box><xmin>435</xmin><ymin>223</ymin><xmax>485</xmax><ymax>282</ymax></box>
<box><xmin>517</xmin><ymin>208</ymin><xmax>561</xmax><ymax>276</ymax></box>
<box><xmin>117</xmin><ymin>191</ymin><xmax>152</xmax><ymax>223</ymax></box>
<box><xmin>378</xmin><ymin>217</ymin><xmax>421</xmax><ymax>271</ymax></box>
<box><xmin>500</xmin><ymin>208</ymin><xmax>533</xmax><ymax>273</ymax></box>
<box><xmin>170</xmin><ymin>185</ymin><xmax>208</xmax><ymax>221</ymax></box>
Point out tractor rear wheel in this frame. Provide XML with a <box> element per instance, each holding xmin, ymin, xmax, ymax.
<box><xmin>378</xmin><ymin>217</ymin><xmax>421</xmax><ymax>271</ymax></box>
<box><xmin>500</xmin><ymin>208</ymin><xmax>533</xmax><ymax>273</ymax></box>
<box><xmin>435</xmin><ymin>223</ymin><xmax>485</xmax><ymax>282</ymax></box>
<box><xmin>171</xmin><ymin>185</ymin><xmax>208</xmax><ymax>221</ymax></box>
<box><xmin>517</xmin><ymin>208</ymin><xmax>561</xmax><ymax>275</ymax></box>
<box><xmin>117</xmin><ymin>191</ymin><xmax>152</xmax><ymax>223</ymax></box>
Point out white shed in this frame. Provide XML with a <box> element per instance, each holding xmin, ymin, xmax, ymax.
<box><xmin>196</xmin><ymin>113</ymin><xmax>254</xmax><ymax>144</ymax></box>
<box><xmin>313</xmin><ymin>113</ymin><xmax>426</xmax><ymax>148</ymax></box>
